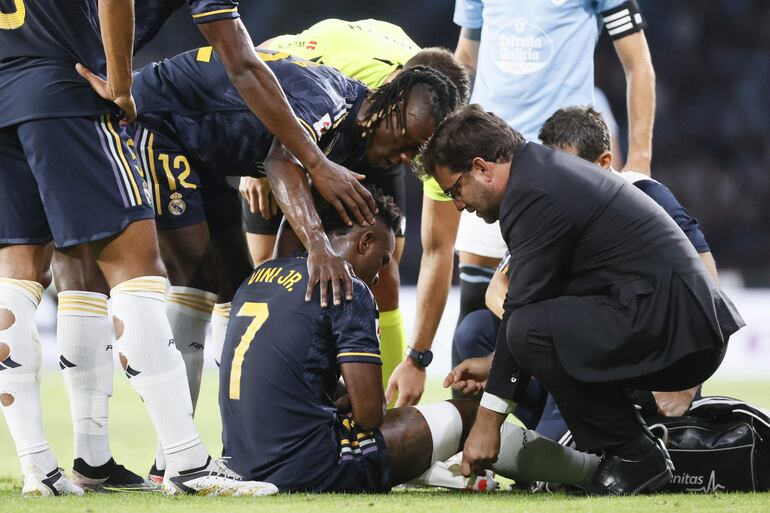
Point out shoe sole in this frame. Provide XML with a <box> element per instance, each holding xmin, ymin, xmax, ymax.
<box><xmin>75</xmin><ymin>482</ymin><xmax>159</xmax><ymax>493</ymax></box>
<box><xmin>73</xmin><ymin>472</ymin><xmax>158</xmax><ymax>493</ymax></box>
<box><xmin>100</xmin><ymin>483</ymin><xmax>160</xmax><ymax>493</ymax></box>
<box><xmin>632</xmin><ymin>467</ymin><xmax>673</xmax><ymax>495</ymax></box>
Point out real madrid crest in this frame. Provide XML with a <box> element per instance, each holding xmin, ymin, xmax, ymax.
<box><xmin>168</xmin><ymin>192</ymin><xmax>186</xmax><ymax>216</ymax></box>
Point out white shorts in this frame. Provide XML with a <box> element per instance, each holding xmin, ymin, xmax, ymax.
<box><xmin>455</xmin><ymin>210</ymin><xmax>508</xmax><ymax>259</ymax></box>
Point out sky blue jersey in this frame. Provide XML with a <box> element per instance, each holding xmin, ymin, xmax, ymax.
<box><xmin>454</xmin><ymin>0</ymin><xmax>645</xmax><ymax>140</ymax></box>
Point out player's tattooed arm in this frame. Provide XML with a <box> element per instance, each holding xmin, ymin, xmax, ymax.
<box><xmin>78</xmin><ymin>0</ymin><xmax>137</xmax><ymax>122</ymax></box>
<box><xmin>265</xmin><ymin>140</ymin><xmax>355</xmax><ymax>307</ymax></box>
<box><xmin>196</xmin><ymin>19</ymin><xmax>378</xmax><ymax>225</ymax></box>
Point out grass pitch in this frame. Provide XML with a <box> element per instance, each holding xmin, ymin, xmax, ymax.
<box><xmin>1</xmin><ymin>373</ymin><xmax>769</xmax><ymax>512</ymax></box>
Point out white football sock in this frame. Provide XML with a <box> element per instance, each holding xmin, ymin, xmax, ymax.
<box><xmin>492</xmin><ymin>423</ymin><xmax>600</xmax><ymax>487</ymax></box>
<box><xmin>408</xmin><ymin>402</ymin><xmax>477</xmax><ymax>489</ymax></box>
<box><xmin>0</xmin><ymin>279</ymin><xmax>58</xmax><ymax>476</ymax></box>
<box><xmin>166</xmin><ymin>286</ymin><xmax>216</xmax><ymax>410</ymax></box>
<box><xmin>57</xmin><ymin>291</ymin><xmax>113</xmax><ymax>467</ymax></box>
<box><xmin>211</xmin><ymin>303</ymin><xmax>231</xmax><ymax>367</ymax></box>
<box><xmin>157</xmin><ymin>286</ymin><xmax>215</xmax><ymax>471</ymax></box>
<box><xmin>414</xmin><ymin>402</ymin><xmax>463</xmax><ymax>464</ymax></box>
<box><xmin>110</xmin><ymin>276</ymin><xmax>208</xmax><ymax>472</ymax></box>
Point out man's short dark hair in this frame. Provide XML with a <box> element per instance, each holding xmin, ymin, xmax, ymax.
<box><xmin>404</xmin><ymin>47</ymin><xmax>471</xmax><ymax>105</ymax></box>
<box><xmin>538</xmin><ymin>106</ymin><xmax>611</xmax><ymax>162</ymax></box>
<box><xmin>418</xmin><ymin>104</ymin><xmax>525</xmax><ymax>179</ymax></box>
<box><xmin>315</xmin><ymin>185</ymin><xmax>402</xmax><ymax>237</ymax></box>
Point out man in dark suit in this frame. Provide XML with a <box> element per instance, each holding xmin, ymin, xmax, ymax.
<box><xmin>419</xmin><ymin>105</ymin><xmax>744</xmax><ymax>495</ymax></box>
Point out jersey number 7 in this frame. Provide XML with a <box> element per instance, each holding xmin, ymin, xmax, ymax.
<box><xmin>229</xmin><ymin>302</ymin><xmax>269</xmax><ymax>400</ymax></box>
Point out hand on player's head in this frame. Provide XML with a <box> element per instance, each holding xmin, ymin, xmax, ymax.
<box><xmin>314</xmin><ymin>186</ymin><xmax>401</xmax><ymax>288</ymax></box>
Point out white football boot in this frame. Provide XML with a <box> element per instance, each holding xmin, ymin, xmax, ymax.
<box><xmin>163</xmin><ymin>456</ymin><xmax>278</xmax><ymax>496</ymax></box>
<box><xmin>22</xmin><ymin>467</ymin><xmax>85</xmax><ymax>497</ymax></box>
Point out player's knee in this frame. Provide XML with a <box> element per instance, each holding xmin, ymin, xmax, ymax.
<box><xmin>453</xmin><ymin>309</ymin><xmax>497</xmax><ymax>362</ymax></box>
<box><xmin>215</xmin><ymin>270</ymin><xmax>244</xmax><ymax>304</ymax></box>
<box><xmin>38</xmin><ymin>268</ymin><xmax>53</xmax><ymax>290</ymax></box>
<box><xmin>163</xmin><ymin>247</ymin><xmax>219</xmax><ymax>293</ymax></box>
<box><xmin>168</xmin><ymin>257</ymin><xmax>218</xmax><ymax>292</ymax></box>
<box><xmin>52</xmin><ymin>258</ymin><xmax>108</xmax><ymax>294</ymax></box>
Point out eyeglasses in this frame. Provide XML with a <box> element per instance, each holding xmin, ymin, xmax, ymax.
<box><xmin>443</xmin><ymin>170</ymin><xmax>470</xmax><ymax>200</ymax></box>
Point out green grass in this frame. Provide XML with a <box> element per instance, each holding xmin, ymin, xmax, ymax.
<box><xmin>1</xmin><ymin>489</ymin><xmax>770</xmax><ymax>513</ymax></box>
<box><xmin>1</xmin><ymin>373</ymin><xmax>769</xmax><ymax>511</ymax></box>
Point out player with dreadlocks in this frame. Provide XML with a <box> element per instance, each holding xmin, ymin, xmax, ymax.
<box><xmin>264</xmin><ymin>57</ymin><xmax>461</xmax><ymax>308</ymax></box>
<box><xmin>42</xmin><ymin>45</ymin><xmax>461</xmax><ymax>486</ymax></box>
<box><xmin>238</xmin><ymin>21</ymin><xmax>471</xmax><ymax>396</ymax></box>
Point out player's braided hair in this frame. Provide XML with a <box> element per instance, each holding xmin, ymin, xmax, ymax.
<box><xmin>361</xmin><ymin>65</ymin><xmax>461</xmax><ymax>139</ymax></box>
<box><xmin>403</xmin><ymin>47</ymin><xmax>471</xmax><ymax>104</ymax></box>
<box><xmin>314</xmin><ymin>185</ymin><xmax>402</xmax><ymax>237</ymax></box>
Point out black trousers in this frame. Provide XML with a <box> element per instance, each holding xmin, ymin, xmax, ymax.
<box><xmin>492</xmin><ymin>301</ymin><xmax>726</xmax><ymax>451</ymax></box>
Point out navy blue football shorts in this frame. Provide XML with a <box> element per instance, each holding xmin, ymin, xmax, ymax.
<box><xmin>0</xmin><ymin>115</ymin><xmax>154</xmax><ymax>248</ymax></box>
<box><xmin>130</xmin><ymin>125</ymin><xmax>240</xmax><ymax>234</ymax></box>
<box><xmin>312</xmin><ymin>415</ymin><xmax>391</xmax><ymax>493</ymax></box>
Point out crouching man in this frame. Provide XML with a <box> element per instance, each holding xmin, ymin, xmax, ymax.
<box><xmin>219</xmin><ymin>188</ymin><xmax>599</xmax><ymax>492</ymax></box>
<box><xmin>420</xmin><ymin>105</ymin><xmax>744</xmax><ymax>495</ymax></box>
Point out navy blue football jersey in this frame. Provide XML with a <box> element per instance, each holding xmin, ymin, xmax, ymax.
<box><xmin>631</xmin><ymin>178</ymin><xmax>710</xmax><ymax>253</ymax></box>
<box><xmin>0</xmin><ymin>0</ymin><xmax>114</xmax><ymax>127</ymax></box>
<box><xmin>132</xmin><ymin>47</ymin><xmax>368</xmax><ymax>176</ymax></box>
<box><xmin>220</xmin><ymin>257</ymin><xmax>381</xmax><ymax>490</ymax></box>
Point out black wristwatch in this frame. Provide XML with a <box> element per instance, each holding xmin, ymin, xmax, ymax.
<box><xmin>405</xmin><ymin>346</ymin><xmax>433</xmax><ymax>368</ymax></box>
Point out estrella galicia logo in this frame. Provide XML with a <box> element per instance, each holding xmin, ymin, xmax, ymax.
<box><xmin>495</xmin><ymin>18</ymin><xmax>554</xmax><ymax>75</ymax></box>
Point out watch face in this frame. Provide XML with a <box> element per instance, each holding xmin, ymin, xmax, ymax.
<box><xmin>420</xmin><ymin>350</ymin><xmax>434</xmax><ymax>367</ymax></box>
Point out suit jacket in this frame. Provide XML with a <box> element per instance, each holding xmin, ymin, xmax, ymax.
<box><xmin>493</xmin><ymin>143</ymin><xmax>744</xmax><ymax>385</ymax></box>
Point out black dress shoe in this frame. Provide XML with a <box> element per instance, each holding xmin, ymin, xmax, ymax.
<box><xmin>587</xmin><ymin>441</ymin><xmax>673</xmax><ymax>495</ymax></box>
